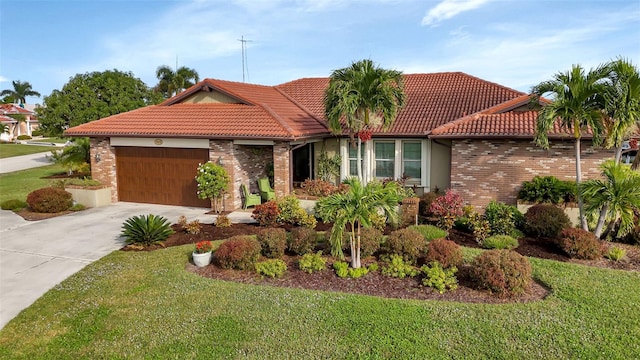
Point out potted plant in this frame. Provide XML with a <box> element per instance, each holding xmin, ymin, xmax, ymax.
<box><xmin>192</xmin><ymin>240</ymin><xmax>213</xmax><ymax>267</ymax></box>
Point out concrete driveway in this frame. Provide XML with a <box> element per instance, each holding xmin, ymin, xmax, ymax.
<box><xmin>0</xmin><ymin>152</ymin><xmax>54</xmax><ymax>174</ymax></box>
<box><xmin>0</xmin><ymin>202</ymin><xmax>217</xmax><ymax>329</ymax></box>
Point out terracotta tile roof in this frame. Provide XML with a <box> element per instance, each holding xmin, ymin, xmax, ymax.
<box><xmin>277</xmin><ymin>72</ymin><xmax>525</xmax><ymax>136</ymax></box>
<box><xmin>430</xmin><ymin>95</ymin><xmax>588</xmax><ymax>139</ymax></box>
<box><xmin>0</xmin><ymin>104</ymin><xmax>34</xmax><ymax>115</ymax></box>
<box><xmin>66</xmin><ymin>79</ymin><xmax>328</xmax><ymax>140</ymax></box>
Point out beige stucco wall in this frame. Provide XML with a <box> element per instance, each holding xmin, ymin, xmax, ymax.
<box><xmin>181</xmin><ymin>91</ymin><xmax>241</xmax><ymax>104</ymax></box>
<box><xmin>314</xmin><ymin>138</ymin><xmax>341</xmax><ymax>184</ymax></box>
<box><xmin>430</xmin><ymin>139</ymin><xmax>452</xmax><ymax>192</ymax></box>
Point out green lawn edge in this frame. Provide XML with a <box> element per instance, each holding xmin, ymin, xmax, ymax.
<box><xmin>1</xmin><ymin>245</ymin><xmax>638</xmax><ymax>359</ymax></box>
<box><xmin>0</xmin><ymin>144</ymin><xmax>57</xmax><ymax>159</ymax></box>
<box><xmin>0</xmin><ymin>164</ymin><xmax>66</xmax><ymax>203</ymax></box>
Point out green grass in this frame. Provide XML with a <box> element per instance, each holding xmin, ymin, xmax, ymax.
<box><xmin>0</xmin><ymin>164</ymin><xmax>66</xmax><ymax>203</ymax></box>
<box><xmin>0</xmin><ymin>244</ymin><xmax>638</xmax><ymax>359</ymax></box>
<box><xmin>0</xmin><ymin>143</ymin><xmax>57</xmax><ymax>158</ymax></box>
<box><xmin>39</xmin><ymin>137</ymin><xmax>70</xmax><ymax>144</ymax></box>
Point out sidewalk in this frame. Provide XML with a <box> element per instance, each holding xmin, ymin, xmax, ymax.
<box><xmin>0</xmin><ymin>152</ymin><xmax>53</xmax><ymax>174</ymax></box>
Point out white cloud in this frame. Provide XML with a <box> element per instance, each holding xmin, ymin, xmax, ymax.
<box><xmin>0</xmin><ymin>75</ymin><xmax>8</xmax><ymax>82</ymax></box>
<box><xmin>422</xmin><ymin>0</ymin><xmax>492</xmax><ymax>26</ymax></box>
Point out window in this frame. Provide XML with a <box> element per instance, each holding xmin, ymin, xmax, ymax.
<box><xmin>402</xmin><ymin>142</ymin><xmax>421</xmax><ymax>180</ymax></box>
<box><xmin>348</xmin><ymin>144</ymin><xmax>364</xmax><ymax>177</ymax></box>
<box><xmin>375</xmin><ymin>142</ymin><xmax>395</xmax><ymax>178</ymax></box>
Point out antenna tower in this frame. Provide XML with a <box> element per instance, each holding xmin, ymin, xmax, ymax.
<box><xmin>238</xmin><ymin>35</ymin><xmax>253</xmax><ymax>82</ymax></box>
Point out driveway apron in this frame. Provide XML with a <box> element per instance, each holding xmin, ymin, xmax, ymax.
<box><xmin>0</xmin><ymin>202</ymin><xmax>212</xmax><ymax>329</ymax></box>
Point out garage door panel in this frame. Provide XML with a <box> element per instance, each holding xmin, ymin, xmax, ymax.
<box><xmin>116</xmin><ymin>147</ymin><xmax>210</xmax><ymax>207</ymax></box>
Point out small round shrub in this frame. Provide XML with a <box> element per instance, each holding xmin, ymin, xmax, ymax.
<box><xmin>215</xmin><ymin>236</ymin><xmax>261</xmax><ymax>270</ymax></box>
<box><xmin>408</xmin><ymin>224</ymin><xmax>447</xmax><ymax>242</ymax></box>
<box><xmin>484</xmin><ymin>200</ymin><xmax>520</xmax><ymax>236</ymax></box>
<box><xmin>359</xmin><ymin>227</ymin><xmax>383</xmax><ymax>257</ymax></box>
<box><xmin>419</xmin><ymin>191</ymin><xmax>440</xmax><ymax>217</ymax></box>
<box><xmin>16</xmin><ymin>134</ymin><xmax>32</xmax><ymax>140</ymax></box>
<box><xmin>482</xmin><ymin>235</ymin><xmax>519</xmax><ymax>250</ymax></box>
<box><xmin>471</xmin><ymin>250</ymin><xmax>532</xmax><ymax>296</ymax></box>
<box><xmin>255</xmin><ymin>259</ymin><xmax>287</xmax><ymax>278</ymax></box>
<box><xmin>382</xmin><ymin>228</ymin><xmax>426</xmax><ymax>265</ymax></box>
<box><xmin>1</xmin><ymin>199</ymin><xmax>28</xmax><ymax>211</ymax></box>
<box><xmin>257</xmin><ymin>228</ymin><xmax>287</xmax><ymax>258</ymax></box>
<box><xmin>299</xmin><ymin>251</ymin><xmax>326</xmax><ymax>273</ymax></box>
<box><xmin>557</xmin><ymin>228</ymin><xmax>603</xmax><ymax>260</ymax></box>
<box><xmin>287</xmin><ymin>227</ymin><xmax>317</xmax><ymax>255</ymax></box>
<box><xmin>523</xmin><ymin>204</ymin><xmax>570</xmax><ymax>239</ymax></box>
<box><xmin>424</xmin><ymin>238</ymin><xmax>463</xmax><ymax>268</ymax></box>
<box><xmin>252</xmin><ymin>201</ymin><xmax>280</xmax><ymax>226</ymax></box>
<box><xmin>26</xmin><ymin>187</ymin><xmax>73</xmax><ymax>213</ymax></box>
<box><xmin>215</xmin><ymin>214</ymin><xmax>232</xmax><ymax>227</ymax></box>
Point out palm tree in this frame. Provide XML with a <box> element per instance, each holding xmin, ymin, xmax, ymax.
<box><xmin>0</xmin><ymin>80</ymin><xmax>41</xmax><ymax>104</ymax></box>
<box><xmin>581</xmin><ymin>160</ymin><xmax>640</xmax><ymax>239</ymax></box>
<box><xmin>154</xmin><ymin>65</ymin><xmax>200</xmax><ymax>98</ymax></box>
<box><xmin>531</xmin><ymin>64</ymin><xmax>609</xmax><ymax>230</ymax></box>
<box><xmin>50</xmin><ymin>137</ymin><xmax>91</xmax><ymax>174</ymax></box>
<box><xmin>324</xmin><ymin>59</ymin><xmax>406</xmax><ymax>184</ymax></box>
<box><xmin>315</xmin><ymin>178</ymin><xmax>401</xmax><ymax>268</ymax></box>
<box><xmin>602</xmin><ymin>58</ymin><xmax>640</xmax><ymax>163</ymax></box>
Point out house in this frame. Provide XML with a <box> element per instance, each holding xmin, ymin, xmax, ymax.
<box><xmin>0</xmin><ymin>103</ymin><xmax>39</xmax><ymax>141</ymax></box>
<box><xmin>64</xmin><ymin>72</ymin><xmax>616</xmax><ymax>210</ymax></box>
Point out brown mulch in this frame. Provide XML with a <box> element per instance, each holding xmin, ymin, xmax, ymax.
<box><xmin>15</xmin><ymin>209</ymin><xmax>74</xmax><ymax>221</ymax></box>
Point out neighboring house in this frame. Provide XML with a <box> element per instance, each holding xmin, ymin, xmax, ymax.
<box><xmin>64</xmin><ymin>72</ymin><xmax>617</xmax><ymax>210</ymax></box>
<box><xmin>0</xmin><ymin>103</ymin><xmax>39</xmax><ymax>140</ymax></box>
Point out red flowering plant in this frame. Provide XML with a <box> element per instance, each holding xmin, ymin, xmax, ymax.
<box><xmin>629</xmin><ymin>138</ymin><xmax>638</xmax><ymax>150</ymax></box>
<box><xmin>194</xmin><ymin>240</ymin><xmax>213</xmax><ymax>254</ymax></box>
<box><xmin>429</xmin><ymin>189</ymin><xmax>464</xmax><ymax>231</ymax></box>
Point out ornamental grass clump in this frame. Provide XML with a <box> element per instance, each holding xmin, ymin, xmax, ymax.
<box><xmin>471</xmin><ymin>250</ymin><xmax>532</xmax><ymax>297</ymax></box>
<box><xmin>215</xmin><ymin>236</ymin><xmax>261</xmax><ymax>270</ymax></box>
<box><xmin>121</xmin><ymin>214</ymin><xmax>174</xmax><ymax>246</ymax></box>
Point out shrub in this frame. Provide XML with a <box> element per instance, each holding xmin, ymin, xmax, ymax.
<box><xmin>69</xmin><ymin>203</ymin><xmax>85</xmax><ymax>211</ymax></box>
<box><xmin>120</xmin><ymin>214</ymin><xmax>174</xmax><ymax>246</ymax></box>
<box><xmin>299</xmin><ymin>251</ymin><xmax>326</xmax><ymax>273</ymax></box>
<box><xmin>257</xmin><ymin>228</ymin><xmax>287</xmax><ymax>258</ymax></box>
<box><xmin>277</xmin><ymin>195</ymin><xmax>317</xmax><ymax>228</ymax></box>
<box><xmin>523</xmin><ymin>204</ymin><xmax>570</xmax><ymax>239</ymax></box>
<box><xmin>61</xmin><ymin>178</ymin><xmax>102</xmax><ymax>187</ymax></box>
<box><xmin>424</xmin><ymin>238</ymin><xmax>463</xmax><ymax>268</ymax></box>
<box><xmin>288</xmin><ymin>227</ymin><xmax>318</xmax><ymax>255</ymax></box>
<box><xmin>359</xmin><ymin>227</ymin><xmax>384</xmax><ymax>257</ymax></box>
<box><xmin>255</xmin><ymin>259</ymin><xmax>287</xmax><ymax>278</ymax></box>
<box><xmin>323</xmin><ymin>225</ymin><xmax>348</xmax><ymax>255</ymax></box>
<box><xmin>518</xmin><ymin>176</ymin><xmax>577</xmax><ymax>204</ymax></box>
<box><xmin>418</xmin><ymin>191</ymin><xmax>440</xmax><ymax>217</ymax></box>
<box><xmin>454</xmin><ymin>205</ymin><xmax>476</xmax><ymax>233</ymax></box>
<box><xmin>429</xmin><ymin>189</ymin><xmax>464</xmax><ymax>230</ymax></box>
<box><xmin>1</xmin><ymin>199</ymin><xmax>28</xmax><ymax>211</ymax></box>
<box><xmin>484</xmin><ymin>200</ymin><xmax>521</xmax><ymax>236</ymax></box>
<box><xmin>252</xmin><ymin>201</ymin><xmax>280</xmax><ymax>227</ymax></box>
<box><xmin>606</xmin><ymin>246</ymin><xmax>627</xmax><ymax>262</ymax></box>
<box><xmin>468</xmin><ymin>211</ymin><xmax>491</xmax><ymax>245</ymax></box>
<box><xmin>185</xmin><ymin>219</ymin><xmax>202</xmax><ymax>234</ymax></box>
<box><xmin>215</xmin><ymin>236</ymin><xmax>261</xmax><ymax>270</ymax></box>
<box><xmin>215</xmin><ymin>214</ymin><xmax>232</xmax><ymax>227</ymax></box>
<box><xmin>301</xmin><ymin>179</ymin><xmax>346</xmax><ymax>197</ymax></box>
<box><xmin>31</xmin><ymin>129</ymin><xmax>44</xmax><ymax>137</ymax></box>
<box><xmin>195</xmin><ymin>161</ymin><xmax>230</xmax><ymax>213</ymax></box>
<box><xmin>382</xmin><ymin>228</ymin><xmax>426</xmax><ymax>265</ymax></box>
<box><xmin>483</xmin><ymin>235</ymin><xmax>519</xmax><ymax>250</ymax></box>
<box><xmin>471</xmin><ymin>250</ymin><xmax>532</xmax><ymax>296</ymax></box>
<box><xmin>177</xmin><ymin>215</ymin><xmax>188</xmax><ymax>228</ymax></box>
<box><xmin>408</xmin><ymin>224</ymin><xmax>447</xmax><ymax>242</ymax></box>
<box><xmin>368</xmin><ymin>212</ymin><xmax>387</xmax><ymax>232</ymax></box>
<box><xmin>381</xmin><ymin>254</ymin><xmax>419</xmax><ymax>278</ymax></box>
<box><xmin>333</xmin><ymin>261</ymin><xmax>370</xmax><ymax>278</ymax></box>
<box><xmin>557</xmin><ymin>228</ymin><xmax>603</xmax><ymax>260</ymax></box>
<box><xmin>16</xmin><ymin>135</ymin><xmax>32</xmax><ymax>140</ymax></box>
<box><xmin>26</xmin><ymin>187</ymin><xmax>73</xmax><ymax>213</ymax></box>
<box><xmin>421</xmin><ymin>261</ymin><xmax>458</xmax><ymax>294</ymax></box>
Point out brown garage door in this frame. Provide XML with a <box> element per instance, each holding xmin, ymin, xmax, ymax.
<box><xmin>116</xmin><ymin>147</ymin><xmax>210</xmax><ymax>207</ymax></box>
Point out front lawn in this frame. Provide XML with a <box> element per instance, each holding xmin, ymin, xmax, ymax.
<box><xmin>0</xmin><ymin>143</ymin><xmax>57</xmax><ymax>158</ymax></box>
<box><xmin>0</xmin><ymin>164</ymin><xmax>66</xmax><ymax>203</ymax></box>
<box><xmin>0</xmin><ymin>245</ymin><xmax>638</xmax><ymax>358</ymax></box>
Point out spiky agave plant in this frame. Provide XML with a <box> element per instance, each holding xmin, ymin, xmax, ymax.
<box><xmin>121</xmin><ymin>214</ymin><xmax>174</xmax><ymax>245</ymax></box>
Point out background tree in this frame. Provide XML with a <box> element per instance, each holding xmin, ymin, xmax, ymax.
<box><xmin>154</xmin><ymin>65</ymin><xmax>200</xmax><ymax>98</ymax></box>
<box><xmin>324</xmin><ymin>59</ymin><xmax>406</xmax><ymax>184</ymax></box>
<box><xmin>315</xmin><ymin>178</ymin><xmax>401</xmax><ymax>268</ymax></box>
<box><xmin>37</xmin><ymin>70</ymin><xmax>162</xmax><ymax>136</ymax></box>
<box><xmin>531</xmin><ymin>64</ymin><xmax>608</xmax><ymax>230</ymax></box>
<box><xmin>1</xmin><ymin>80</ymin><xmax>41</xmax><ymax>104</ymax></box>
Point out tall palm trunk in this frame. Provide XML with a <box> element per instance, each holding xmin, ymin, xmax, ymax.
<box><xmin>350</xmin><ymin>224</ymin><xmax>361</xmax><ymax>268</ymax></box>
<box><xmin>614</xmin><ymin>146</ymin><xmax>624</xmax><ymax>164</ymax></box>
<box><xmin>575</xmin><ymin>138</ymin><xmax>588</xmax><ymax>230</ymax></box>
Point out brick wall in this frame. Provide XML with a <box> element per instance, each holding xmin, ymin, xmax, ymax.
<box><xmin>273</xmin><ymin>142</ymin><xmax>291</xmax><ymax>197</ymax></box>
<box><xmin>450</xmin><ymin>139</ymin><xmax>613</xmax><ymax>208</ymax></box>
<box><xmin>90</xmin><ymin>137</ymin><xmax>118</xmax><ymax>202</ymax></box>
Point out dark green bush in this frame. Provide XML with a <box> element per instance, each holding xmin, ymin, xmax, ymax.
<box><xmin>557</xmin><ymin>228</ymin><xmax>604</xmax><ymax>260</ymax></box>
<box><xmin>382</xmin><ymin>228</ymin><xmax>425</xmax><ymax>265</ymax></box>
<box><xmin>120</xmin><ymin>214</ymin><xmax>174</xmax><ymax>245</ymax></box>
<box><xmin>31</xmin><ymin>129</ymin><xmax>44</xmax><ymax>137</ymax></box>
<box><xmin>26</xmin><ymin>187</ymin><xmax>73</xmax><ymax>213</ymax></box>
<box><xmin>518</xmin><ymin>176</ymin><xmax>576</xmax><ymax>204</ymax></box>
<box><xmin>523</xmin><ymin>204</ymin><xmax>570</xmax><ymax>239</ymax></box>
<box><xmin>424</xmin><ymin>238</ymin><xmax>463</xmax><ymax>268</ymax></box>
<box><xmin>418</xmin><ymin>191</ymin><xmax>440</xmax><ymax>217</ymax></box>
<box><xmin>408</xmin><ymin>224</ymin><xmax>447</xmax><ymax>241</ymax></box>
<box><xmin>359</xmin><ymin>227</ymin><xmax>383</xmax><ymax>257</ymax></box>
<box><xmin>215</xmin><ymin>236</ymin><xmax>261</xmax><ymax>270</ymax></box>
<box><xmin>16</xmin><ymin>135</ymin><xmax>32</xmax><ymax>140</ymax></box>
<box><xmin>471</xmin><ymin>250</ymin><xmax>532</xmax><ymax>297</ymax></box>
<box><xmin>287</xmin><ymin>227</ymin><xmax>317</xmax><ymax>255</ymax></box>
<box><xmin>255</xmin><ymin>259</ymin><xmax>287</xmax><ymax>278</ymax></box>
<box><xmin>482</xmin><ymin>235</ymin><xmax>519</xmax><ymax>250</ymax></box>
<box><xmin>1</xmin><ymin>199</ymin><xmax>28</xmax><ymax>211</ymax></box>
<box><xmin>298</xmin><ymin>251</ymin><xmax>326</xmax><ymax>273</ymax></box>
<box><xmin>257</xmin><ymin>228</ymin><xmax>287</xmax><ymax>258</ymax></box>
<box><xmin>484</xmin><ymin>200</ymin><xmax>522</xmax><ymax>235</ymax></box>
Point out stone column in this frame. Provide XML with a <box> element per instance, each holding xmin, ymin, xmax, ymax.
<box><xmin>90</xmin><ymin>137</ymin><xmax>118</xmax><ymax>202</ymax></box>
<box><xmin>273</xmin><ymin>141</ymin><xmax>290</xmax><ymax>197</ymax></box>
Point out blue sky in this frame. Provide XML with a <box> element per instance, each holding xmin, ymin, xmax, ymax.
<box><xmin>1</xmin><ymin>0</ymin><xmax>639</xmax><ymax>105</ymax></box>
